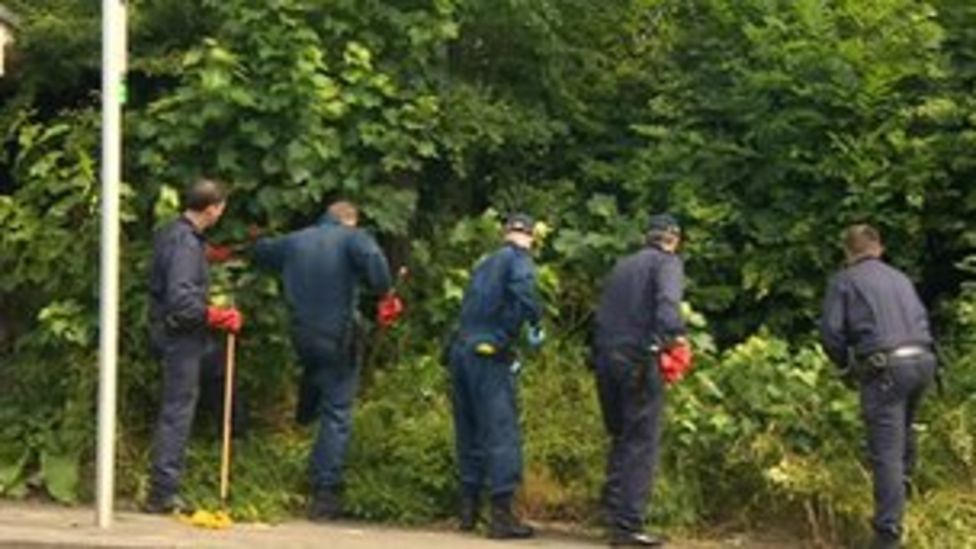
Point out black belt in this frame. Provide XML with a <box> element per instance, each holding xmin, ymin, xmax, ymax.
<box><xmin>861</xmin><ymin>345</ymin><xmax>931</xmax><ymax>368</ymax></box>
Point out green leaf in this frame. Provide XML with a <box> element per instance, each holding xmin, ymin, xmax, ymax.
<box><xmin>41</xmin><ymin>449</ymin><xmax>80</xmax><ymax>504</ymax></box>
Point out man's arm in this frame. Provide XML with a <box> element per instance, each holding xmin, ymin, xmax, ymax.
<box><xmin>252</xmin><ymin>235</ymin><xmax>288</xmax><ymax>272</ymax></box>
<box><xmin>164</xmin><ymin>235</ymin><xmax>208</xmax><ymax>332</ymax></box>
<box><xmin>653</xmin><ymin>256</ymin><xmax>686</xmax><ymax>342</ymax></box>
<box><xmin>349</xmin><ymin>231</ymin><xmax>393</xmax><ymax>294</ymax></box>
<box><xmin>819</xmin><ymin>275</ymin><xmax>849</xmax><ymax>367</ymax></box>
<box><xmin>508</xmin><ymin>253</ymin><xmax>543</xmax><ymax>327</ymax></box>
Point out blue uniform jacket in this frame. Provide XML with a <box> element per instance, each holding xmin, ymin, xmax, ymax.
<box><xmin>149</xmin><ymin>216</ymin><xmax>209</xmax><ymax>337</ymax></box>
<box><xmin>253</xmin><ymin>215</ymin><xmax>392</xmax><ymax>343</ymax></box>
<box><xmin>594</xmin><ymin>245</ymin><xmax>686</xmax><ymax>351</ymax></box>
<box><xmin>458</xmin><ymin>243</ymin><xmax>542</xmax><ymax>351</ymax></box>
<box><xmin>820</xmin><ymin>257</ymin><xmax>932</xmax><ymax>367</ymax></box>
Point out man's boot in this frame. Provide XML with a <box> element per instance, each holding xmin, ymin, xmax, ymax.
<box><xmin>308</xmin><ymin>486</ymin><xmax>343</xmax><ymax>522</ymax></box>
<box><xmin>488</xmin><ymin>494</ymin><xmax>534</xmax><ymax>539</ymax></box>
<box><xmin>459</xmin><ymin>493</ymin><xmax>480</xmax><ymax>532</ymax></box>
<box><xmin>610</xmin><ymin>530</ymin><xmax>667</xmax><ymax>547</ymax></box>
<box><xmin>870</xmin><ymin>532</ymin><xmax>901</xmax><ymax>549</ymax></box>
<box><xmin>141</xmin><ymin>492</ymin><xmax>193</xmax><ymax>515</ymax></box>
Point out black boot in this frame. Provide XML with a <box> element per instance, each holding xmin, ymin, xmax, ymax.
<box><xmin>488</xmin><ymin>494</ymin><xmax>534</xmax><ymax>539</ymax></box>
<box><xmin>459</xmin><ymin>493</ymin><xmax>481</xmax><ymax>532</ymax></box>
<box><xmin>870</xmin><ymin>532</ymin><xmax>901</xmax><ymax>549</ymax></box>
<box><xmin>308</xmin><ymin>487</ymin><xmax>343</xmax><ymax>522</ymax></box>
<box><xmin>141</xmin><ymin>492</ymin><xmax>193</xmax><ymax>515</ymax></box>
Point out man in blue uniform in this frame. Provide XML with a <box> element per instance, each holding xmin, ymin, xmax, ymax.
<box><xmin>252</xmin><ymin>200</ymin><xmax>398</xmax><ymax>520</ymax></box>
<box><xmin>146</xmin><ymin>178</ymin><xmax>243</xmax><ymax>513</ymax></box>
<box><xmin>449</xmin><ymin>213</ymin><xmax>544</xmax><ymax>539</ymax></box>
<box><xmin>820</xmin><ymin>224</ymin><xmax>937</xmax><ymax>549</ymax></box>
<box><xmin>592</xmin><ymin>213</ymin><xmax>686</xmax><ymax>547</ymax></box>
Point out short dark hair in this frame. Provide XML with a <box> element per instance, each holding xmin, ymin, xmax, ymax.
<box><xmin>843</xmin><ymin>224</ymin><xmax>883</xmax><ymax>258</ymax></box>
<box><xmin>183</xmin><ymin>178</ymin><xmax>227</xmax><ymax>212</ymax></box>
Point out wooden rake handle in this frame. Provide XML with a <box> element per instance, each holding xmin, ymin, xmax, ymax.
<box><xmin>220</xmin><ymin>332</ymin><xmax>236</xmax><ymax>504</ymax></box>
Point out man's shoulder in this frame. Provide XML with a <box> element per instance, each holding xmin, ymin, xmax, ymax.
<box><xmin>155</xmin><ymin>217</ymin><xmax>194</xmax><ymax>245</ymax></box>
<box><xmin>634</xmin><ymin>246</ymin><xmax>679</xmax><ymax>268</ymax></box>
<box><xmin>501</xmin><ymin>245</ymin><xmax>536</xmax><ymax>267</ymax></box>
<box><xmin>846</xmin><ymin>258</ymin><xmax>905</xmax><ymax>282</ymax></box>
<box><xmin>155</xmin><ymin>217</ymin><xmax>181</xmax><ymax>235</ymax></box>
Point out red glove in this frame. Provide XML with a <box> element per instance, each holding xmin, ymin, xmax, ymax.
<box><xmin>658</xmin><ymin>340</ymin><xmax>693</xmax><ymax>384</ymax></box>
<box><xmin>376</xmin><ymin>292</ymin><xmax>404</xmax><ymax>328</ymax></box>
<box><xmin>207</xmin><ymin>306</ymin><xmax>243</xmax><ymax>333</ymax></box>
<box><xmin>205</xmin><ymin>243</ymin><xmax>234</xmax><ymax>263</ymax></box>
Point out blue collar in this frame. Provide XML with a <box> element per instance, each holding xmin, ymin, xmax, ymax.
<box><xmin>318</xmin><ymin>214</ymin><xmax>341</xmax><ymax>228</ymax></box>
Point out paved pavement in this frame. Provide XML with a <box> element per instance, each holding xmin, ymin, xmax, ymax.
<box><xmin>0</xmin><ymin>502</ymin><xmax>798</xmax><ymax>548</ymax></box>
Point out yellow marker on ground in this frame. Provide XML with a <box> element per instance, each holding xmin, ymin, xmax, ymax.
<box><xmin>179</xmin><ymin>509</ymin><xmax>234</xmax><ymax>530</ymax></box>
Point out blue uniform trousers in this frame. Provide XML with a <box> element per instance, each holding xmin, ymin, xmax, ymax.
<box><xmin>149</xmin><ymin>331</ymin><xmax>206</xmax><ymax>498</ymax></box>
<box><xmin>450</xmin><ymin>344</ymin><xmax>523</xmax><ymax>498</ymax></box>
<box><xmin>859</xmin><ymin>353</ymin><xmax>936</xmax><ymax>539</ymax></box>
<box><xmin>595</xmin><ymin>348</ymin><xmax>665</xmax><ymax>534</ymax></box>
<box><xmin>295</xmin><ymin>335</ymin><xmax>361</xmax><ymax>491</ymax></box>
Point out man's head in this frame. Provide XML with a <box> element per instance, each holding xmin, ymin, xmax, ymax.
<box><xmin>646</xmin><ymin>213</ymin><xmax>681</xmax><ymax>252</ymax></box>
<box><xmin>504</xmin><ymin>213</ymin><xmax>536</xmax><ymax>250</ymax></box>
<box><xmin>183</xmin><ymin>178</ymin><xmax>227</xmax><ymax>230</ymax></box>
<box><xmin>842</xmin><ymin>224</ymin><xmax>884</xmax><ymax>264</ymax></box>
<box><xmin>328</xmin><ymin>200</ymin><xmax>359</xmax><ymax>227</ymax></box>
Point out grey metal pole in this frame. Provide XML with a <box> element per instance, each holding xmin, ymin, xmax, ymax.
<box><xmin>96</xmin><ymin>0</ymin><xmax>126</xmax><ymax>529</ymax></box>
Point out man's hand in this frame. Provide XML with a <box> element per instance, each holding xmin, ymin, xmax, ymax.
<box><xmin>205</xmin><ymin>243</ymin><xmax>235</xmax><ymax>263</ymax></box>
<box><xmin>659</xmin><ymin>340</ymin><xmax>693</xmax><ymax>384</ymax></box>
<box><xmin>207</xmin><ymin>306</ymin><xmax>244</xmax><ymax>334</ymax></box>
<box><xmin>376</xmin><ymin>291</ymin><xmax>404</xmax><ymax>328</ymax></box>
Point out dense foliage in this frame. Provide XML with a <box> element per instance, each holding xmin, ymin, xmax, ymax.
<box><xmin>1</xmin><ymin>0</ymin><xmax>974</xmax><ymax>546</ymax></box>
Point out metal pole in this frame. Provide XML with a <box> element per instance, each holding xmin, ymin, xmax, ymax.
<box><xmin>96</xmin><ymin>0</ymin><xmax>126</xmax><ymax>529</ymax></box>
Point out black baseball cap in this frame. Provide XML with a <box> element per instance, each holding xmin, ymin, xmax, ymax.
<box><xmin>504</xmin><ymin>213</ymin><xmax>536</xmax><ymax>235</ymax></box>
<box><xmin>647</xmin><ymin>213</ymin><xmax>681</xmax><ymax>234</ymax></box>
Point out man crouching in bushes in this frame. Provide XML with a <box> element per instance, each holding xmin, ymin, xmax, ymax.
<box><xmin>251</xmin><ymin>200</ymin><xmax>401</xmax><ymax>521</ymax></box>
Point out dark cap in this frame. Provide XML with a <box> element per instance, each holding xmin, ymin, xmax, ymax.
<box><xmin>647</xmin><ymin>213</ymin><xmax>681</xmax><ymax>234</ymax></box>
<box><xmin>504</xmin><ymin>213</ymin><xmax>536</xmax><ymax>235</ymax></box>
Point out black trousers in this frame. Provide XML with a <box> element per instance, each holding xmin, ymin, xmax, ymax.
<box><xmin>594</xmin><ymin>348</ymin><xmax>665</xmax><ymax>534</ymax></box>
<box><xmin>149</xmin><ymin>331</ymin><xmax>206</xmax><ymax>498</ymax></box>
<box><xmin>149</xmin><ymin>332</ymin><xmax>247</xmax><ymax>498</ymax></box>
<box><xmin>859</xmin><ymin>353</ymin><xmax>936</xmax><ymax>539</ymax></box>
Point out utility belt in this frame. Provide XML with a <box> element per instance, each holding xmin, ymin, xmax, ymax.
<box><xmin>459</xmin><ymin>334</ymin><xmax>515</xmax><ymax>364</ymax></box>
<box><xmin>849</xmin><ymin>345</ymin><xmax>932</xmax><ymax>381</ymax></box>
<box><xmin>859</xmin><ymin>345</ymin><xmax>932</xmax><ymax>368</ymax></box>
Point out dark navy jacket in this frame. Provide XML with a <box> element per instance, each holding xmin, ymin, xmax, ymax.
<box><xmin>253</xmin><ymin>215</ymin><xmax>392</xmax><ymax>343</ymax></box>
<box><xmin>594</xmin><ymin>245</ymin><xmax>686</xmax><ymax>351</ymax></box>
<box><xmin>458</xmin><ymin>243</ymin><xmax>542</xmax><ymax>350</ymax></box>
<box><xmin>149</xmin><ymin>216</ymin><xmax>209</xmax><ymax>337</ymax></box>
<box><xmin>820</xmin><ymin>257</ymin><xmax>932</xmax><ymax>367</ymax></box>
